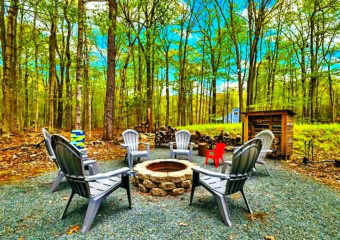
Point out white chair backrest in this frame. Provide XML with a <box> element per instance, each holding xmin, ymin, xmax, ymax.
<box><xmin>122</xmin><ymin>129</ymin><xmax>139</xmax><ymax>152</ymax></box>
<box><xmin>255</xmin><ymin>130</ymin><xmax>274</xmax><ymax>161</ymax></box>
<box><xmin>175</xmin><ymin>130</ymin><xmax>191</xmax><ymax>150</ymax></box>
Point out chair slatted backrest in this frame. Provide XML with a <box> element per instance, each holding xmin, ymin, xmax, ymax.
<box><xmin>175</xmin><ymin>130</ymin><xmax>191</xmax><ymax>150</ymax></box>
<box><xmin>42</xmin><ymin>128</ymin><xmax>58</xmax><ymax>168</ymax></box>
<box><xmin>255</xmin><ymin>130</ymin><xmax>274</xmax><ymax>161</ymax></box>
<box><xmin>225</xmin><ymin>139</ymin><xmax>262</xmax><ymax>195</ymax></box>
<box><xmin>214</xmin><ymin>143</ymin><xmax>226</xmax><ymax>158</ymax></box>
<box><xmin>51</xmin><ymin>134</ymin><xmax>91</xmax><ymax>198</ymax></box>
<box><xmin>122</xmin><ymin>129</ymin><xmax>139</xmax><ymax>152</ymax></box>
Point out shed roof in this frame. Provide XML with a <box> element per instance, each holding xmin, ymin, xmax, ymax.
<box><xmin>240</xmin><ymin>110</ymin><xmax>297</xmax><ymax>115</ymax></box>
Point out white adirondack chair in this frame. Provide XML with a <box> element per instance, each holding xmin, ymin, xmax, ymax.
<box><xmin>170</xmin><ymin>130</ymin><xmax>194</xmax><ymax>161</ymax></box>
<box><xmin>253</xmin><ymin>130</ymin><xmax>275</xmax><ymax>176</ymax></box>
<box><xmin>226</xmin><ymin>129</ymin><xmax>274</xmax><ymax>176</ymax></box>
<box><xmin>121</xmin><ymin>129</ymin><xmax>150</xmax><ymax>169</ymax></box>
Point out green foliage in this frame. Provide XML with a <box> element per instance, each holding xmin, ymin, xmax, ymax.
<box><xmin>178</xmin><ymin>123</ymin><xmax>242</xmax><ymax>137</ymax></box>
<box><xmin>179</xmin><ymin>123</ymin><xmax>340</xmax><ymax>159</ymax></box>
<box><xmin>293</xmin><ymin>124</ymin><xmax>340</xmax><ymax>158</ymax></box>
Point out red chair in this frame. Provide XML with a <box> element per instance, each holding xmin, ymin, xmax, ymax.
<box><xmin>205</xmin><ymin>143</ymin><xmax>226</xmax><ymax>168</ymax></box>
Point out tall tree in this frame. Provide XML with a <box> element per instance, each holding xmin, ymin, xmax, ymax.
<box><xmin>75</xmin><ymin>0</ymin><xmax>84</xmax><ymax>129</ymax></box>
<box><xmin>48</xmin><ymin>0</ymin><xmax>58</xmax><ymax>131</ymax></box>
<box><xmin>103</xmin><ymin>0</ymin><xmax>117</xmax><ymax>140</ymax></box>
<box><xmin>2</xmin><ymin>0</ymin><xmax>18</xmax><ymax>137</ymax></box>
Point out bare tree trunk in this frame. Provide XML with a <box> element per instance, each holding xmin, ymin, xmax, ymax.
<box><xmin>75</xmin><ymin>0</ymin><xmax>84</xmax><ymax>130</ymax></box>
<box><xmin>48</xmin><ymin>0</ymin><xmax>57</xmax><ymax>131</ymax></box>
<box><xmin>33</xmin><ymin>1</ymin><xmax>40</xmax><ymax>131</ymax></box>
<box><xmin>24</xmin><ymin>54</ymin><xmax>29</xmax><ymax>128</ymax></box>
<box><xmin>64</xmin><ymin>3</ymin><xmax>72</xmax><ymax>130</ymax></box>
<box><xmin>2</xmin><ymin>0</ymin><xmax>18</xmax><ymax>136</ymax></box>
<box><xmin>0</xmin><ymin>0</ymin><xmax>6</xmax><ymax>133</ymax></box>
<box><xmin>10</xmin><ymin>10</ymin><xmax>18</xmax><ymax>132</ymax></box>
<box><xmin>165</xmin><ymin>47</ymin><xmax>170</xmax><ymax>127</ymax></box>
<box><xmin>103</xmin><ymin>0</ymin><xmax>117</xmax><ymax>140</ymax></box>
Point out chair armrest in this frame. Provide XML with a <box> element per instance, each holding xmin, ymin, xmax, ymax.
<box><xmin>261</xmin><ymin>149</ymin><xmax>273</xmax><ymax>153</ymax></box>
<box><xmin>85</xmin><ymin>167</ymin><xmax>130</xmax><ymax>181</ymax></box>
<box><xmin>120</xmin><ymin>144</ymin><xmax>128</xmax><ymax>148</ymax></box>
<box><xmin>83</xmin><ymin>160</ymin><xmax>97</xmax><ymax>166</ymax></box>
<box><xmin>169</xmin><ymin>142</ymin><xmax>174</xmax><ymax>151</ymax></box>
<box><xmin>80</xmin><ymin>149</ymin><xmax>87</xmax><ymax>154</ymax></box>
<box><xmin>189</xmin><ymin>142</ymin><xmax>194</xmax><ymax>151</ymax></box>
<box><xmin>141</xmin><ymin>142</ymin><xmax>150</xmax><ymax>153</ymax></box>
<box><xmin>192</xmin><ymin>166</ymin><xmax>230</xmax><ymax>180</ymax></box>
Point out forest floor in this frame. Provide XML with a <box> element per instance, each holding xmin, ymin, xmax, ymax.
<box><xmin>0</xmin><ymin>125</ymin><xmax>339</xmax><ymax>190</ymax></box>
<box><xmin>0</xmin><ymin>148</ymin><xmax>339</xmax><ymax>239</ymax></box>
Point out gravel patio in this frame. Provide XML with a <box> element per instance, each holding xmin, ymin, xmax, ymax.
<box><xmin>0</xmin><ymin>148</ymin><xmax>339</xmax><ymax>239</ymax></box>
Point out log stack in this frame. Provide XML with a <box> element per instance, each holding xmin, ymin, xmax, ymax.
<box><xmin>154</xmin><ymin>126</ymin><xmax>242</xmax><ymax>149</ymax></box>
<box><xmin>154</xmin><ymin>126</ymin><xmax>177</xmax><ymax>148</ymax></box>
<box><xmin>134</xmin><ymin>123</ymin><xmax>149</xmax><ymax>133</ymax></box>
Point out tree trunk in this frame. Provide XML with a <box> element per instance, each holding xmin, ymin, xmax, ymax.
<box><xmin>75</xmin><ymin>0</ymin><xmax>84</xmax><ymax>130</ymax></box>
<box><xmin>165</xmin><ymin>47</ymin><xmax>170</xmax><ymax>127</ymax></box>
<box><xmin>48</xmin><ymin>1</ymin><xmax>57</xmax><ymax>131</ymax></box>
<box><xmin>103</xmin><ymin>0</ymin><xmax>117</xmax><ymax>140</ymax></box>
<box><xmin>2</xmin><ymin>0</ymin><xmax>18</xmax><ymax>136</ymax></box>
<box><xmin>64</xmin><ymin>3</ymin><xmax>72</xmax><ymax>131</ymax></box>
<box><xmin>33</xmin><ymin>1</ymin><xmax>40</xmax><ymax>131</ymax></box>
<box><xmin>10</xmin><ymin>9</ymin><xmax>18</xmax><ymax>132</ymax></box>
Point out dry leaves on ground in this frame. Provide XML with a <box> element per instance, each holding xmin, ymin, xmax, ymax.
<box><xmin>66</xmin><ymin>225</ymin><xmax>80</xmax><ymax>235</ymax></box>
<box><xmin>245</xmin><ymin>212</ymin><xmax>268</xmax><ymax>222</ymax></box>
<box><xmin>177</xmin><ymin>222</ymin><xmax>189</xmax><ymax>226</ymax></box>
<box><xmin>0</xmin><ymin>129</ymin><xmax>134</xmax><ymax>185</ymax></box>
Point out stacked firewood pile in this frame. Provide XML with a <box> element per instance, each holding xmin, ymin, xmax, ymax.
<box><xmin>154</xmin><ymin>126</ymin><xmax>177</xmax><ymax>147</ymax></box>
<box><xmin>154</xmin><ymin>126</ymin><xmax>242</xmax><ymax>149</ymax></box>
<box><xmin>134</xmin><ymin>123</ymin><xmax>149</xmax><ymax>133</ymax></box>
<box><xmin>267</xmin><ymin>137</ymin><xmax>281</xmax><ymax>158</ymax></box>
<box><xmin>191</xmin><ymin>130</ymin><xmax>242</xmax><ymax>149</ymax></box>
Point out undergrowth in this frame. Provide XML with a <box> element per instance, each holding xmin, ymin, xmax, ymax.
<box><xmin>178</xmin><ymin>123</ymin><xmax>340</xmax><ymax>160</ymax></box>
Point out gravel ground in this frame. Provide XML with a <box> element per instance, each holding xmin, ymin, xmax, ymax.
<box><xmin>0</xmin><ymin>149</ymin><xmax>339</xmax><ymax>239</ymax></box>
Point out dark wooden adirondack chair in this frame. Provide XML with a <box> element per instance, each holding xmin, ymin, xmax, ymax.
<box><xmin>42</xmin><ymin>128</ymin><xmax>99</xmax><ymax>192</ymax></box>
<box><xmin>51</xmin><ymin>134</ymin><xmax>131</xmax><ymax>234</ymax></box>
<box><xmin>190</xmin><ymin>138</ymin><xmax>262</xmax><ymax>227</ymax></box>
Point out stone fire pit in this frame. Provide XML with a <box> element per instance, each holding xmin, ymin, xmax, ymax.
<box><xmin>133</xmin><ymin>159</ymin><xmax>197</xmax><ymax>196</ymax></box>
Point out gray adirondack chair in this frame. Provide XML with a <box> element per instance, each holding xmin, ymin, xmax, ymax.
<box><xmin>226</xmin><ymin>130</ymin><xmax>274</xmax><ymax>176</ymax></box>
<box><xmin>190</xmin><ymin>138</ymin><xmax>262</xmax><ymax>227</ymax></box>
<box><xmin>121</xmin><ymin>129</ymin><xmax>150</xmax><ymax>169</ymax></box>
<box><xmin>51</xmin><ymin>134</ymin><xmax>131</xmax><ymax>234</ymax></box>
<box><xmin>170</xmin><ymin>130</ymin><xmax>194</xmax><ymax>161</ymax></box>
<box><xmin>42</xmin><ymin>128</ymin><xmax>99</xmax><ymax>192</ymax></box>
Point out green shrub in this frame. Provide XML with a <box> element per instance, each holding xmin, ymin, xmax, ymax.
<box><xmin>178</xmin><ymin>123</ymin><xmax>340</xmax><ymax>159</ymax></box>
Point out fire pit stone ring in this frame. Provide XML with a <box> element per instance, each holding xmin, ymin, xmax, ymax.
<box><xmin>133</xmin><ymin>159</ymin><xmax>197</xmax><ymax>196</ymax></box>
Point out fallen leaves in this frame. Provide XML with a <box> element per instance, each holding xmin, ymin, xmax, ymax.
<box><xmin>0</xmin><ymin>129</ymin><xmax>130</xmax><ymax>185</ymax></box>
<box><xmin>177</xmin><ymin>222</ymin><xmax>189</xmax><ymax>226</ymax></box>
<box><xmin>264</xmin><ymin>236</ymin><xmax>275</xmax><ymax>240</ymax></box>
<box><xmin>245</xmin><ymin>212</ymin><xmax>268</xmax><ymax>222</ymax></box>
<box><xmin>18</xmin><ymin>236</ymin><xmax>24</xmax><ymax>240</ymax></box>
<box><xmin>231</xmin><ymin>193</ymin><xmax>241</xmax><ymax>200</ymax></box>
<box><xmin>66</xmin><ymin>225</ymin><xmax>80</xmax><ymax>235</ymax></box>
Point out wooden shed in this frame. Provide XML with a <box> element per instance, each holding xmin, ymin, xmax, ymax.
<box><xmin>242</xmin><ymin>110</ymin><xmax>296</xmax><ymax>159</ymax></box>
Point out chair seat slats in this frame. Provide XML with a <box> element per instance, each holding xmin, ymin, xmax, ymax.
<box><xmin>89</xmin><ymin>178</ymin><xmax>121</xmax><ymax>197</ymax></box>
